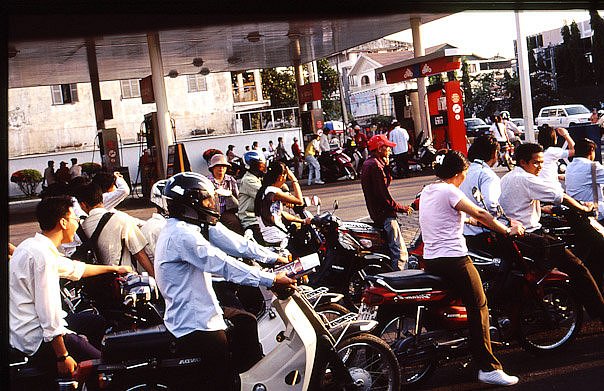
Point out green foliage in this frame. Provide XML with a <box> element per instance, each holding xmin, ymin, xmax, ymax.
<box><xmin>11</xmin><ymin>169</ymin><xmax>43</xmax><ymax>196</ymax></box>
<box><xmin>80</xmin><ymin>162</ymin><xmax>102</xmax><ymax>177</ymax></box>
<box><xmin>590</xmin><ymin>10</ymin><xmax>604</xmax><ymax>86</ymax></box>
<box><xmin>261</xmin><ymin>67</ymin><xmax>298</xmax><ymax>108</ymax></box>
<box><xmin>317</xmin><ymin>59</ymin><xmax>339</xmax><ymax>98</ymax></box>
<box><xmin>461</xmin><ymin>60</ymin><xmax>473</xmax><ymax>104</ymax></box>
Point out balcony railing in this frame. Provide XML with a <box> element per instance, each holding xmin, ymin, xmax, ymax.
<box><xmin>236</xmin><ymin>107</ymin><xmax>300</xmax><ymax>132</ymax></box>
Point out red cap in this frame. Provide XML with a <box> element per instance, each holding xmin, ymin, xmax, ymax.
<box><xmin>367</xmin><ymin>134</ymin><xmax>396</xmax><ymax>151</ymax></box>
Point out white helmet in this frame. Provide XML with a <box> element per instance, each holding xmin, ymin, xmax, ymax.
<box><xmin>150</xmin><ymin>179</ymin><xmax>169</xmax><ymax>214</ymax></box>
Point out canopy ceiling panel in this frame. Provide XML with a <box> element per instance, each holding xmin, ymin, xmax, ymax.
<box><xmin>8</xmin><ymin>13</ymin><xmax>447</xmax><ymax>88</ymax></box>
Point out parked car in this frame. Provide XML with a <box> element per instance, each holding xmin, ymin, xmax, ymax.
<box><xmin>535</xmin><ymin>104</ymin><xmax>592</xmax><ymax>128</ymax></box>
<box><xmin>464</xmin><ymin>118</ymin><xmax>491</xmax><ymax>137</ymax></box>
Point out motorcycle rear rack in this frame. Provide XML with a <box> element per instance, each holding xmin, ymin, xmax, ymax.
<box><xmin>327</xmin><ymin>312</ymin><xmax>358</xmax><ymax>328</ymax></box>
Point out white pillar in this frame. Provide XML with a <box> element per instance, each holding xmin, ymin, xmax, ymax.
<box><xmin>515</xmin><ymin>11</ymin><xmax>536</xmax><ymax>143</ymax></box>
<box><xmin>147</xmin><ymin>32</ymin><xmax>174</xmax><ymax>179</ymax></box>
<box><xmin>411</xmin><ymin>17</ymin><xmax>431</xmax><ymax>139</ymax></box>
<box><xmin>253</xmin><ymin>69</ymin><xmax>263</xmax><ymax>101</ymax></box>
<box><xmin>237</xmin><ymin>73</ymin><xmax>245</xmax><ymax>101</ymax></box>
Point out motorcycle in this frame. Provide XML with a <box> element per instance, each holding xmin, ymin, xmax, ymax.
<box><xmin>358</xmin><ymin>188</ymin><xmax>583</xmax><ymax>386</ymax></box>
<box><xmin>75</xmin><ymin>265</ymin><xmax>401</xmax><ymax>390</ymax></box>
<box><xmin>9</xmin><ymin>348</ymin><xmax>79</xmax><ymax>391</ymax></box>
<box><xmin>540</xmin><ymin>204</ymin><xmax>604</xmax><ymax>291</ymax></box>
<box><xmin>497</xmin><ymin>142</ymin><xmax>515</xmax><ymax>171</ymax></box>
<box><xmin>407</xmin><ymin>131</ymin><xmax>437</xmax><ymax>173</ymax></box>
<box><xmin>317</xmin><ymin>147</ymin><xmax>357</xmax><ymax>182</ymax></box>
<box><xmin>227</xmin><ymin>156</ymin><xmax>247</xmax><ymax>179</ymax></box>
<box><xmin>342</xmin><ymin>138</ymin><xmax>365</xmax><ymax>175</ymax></box>
<box><xmin>287</xmin><ymin>199</ymin><xmax>398</xmax><ymax>310</ymax></box>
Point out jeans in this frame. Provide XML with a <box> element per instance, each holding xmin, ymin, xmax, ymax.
<box><xmin>305</xmin><ymin>155</ymin><xmax>321</xmax><ymax>185</ymax></box>
<box><xmin>424</xmin><ymin>256</ymin><xmax>503</xmax><ymax>372</ymax></box>
<box><xmin>393</xmin><ymin>152</ymin><xmax>409</xmax><ymax>177</ymax></box>
<box><xmin>383</xmin><ymin>217</ymin><xmax>408</xmax><ymax>271</ymax></box>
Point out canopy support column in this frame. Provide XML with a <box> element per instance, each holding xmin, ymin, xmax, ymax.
<box><xmin>515</xmin><ymin>11</ymin><xmax>536</xmax><ymax>143</ymax></box>
<box><xmin>147</xmin><ymin>32</ymin><xmax>174</xmax><ymax>179</ymax></box>
<box><xmin>411</xmin><ymin>17</ymin><xmax>431</xmax><ymax>140</ymax></box>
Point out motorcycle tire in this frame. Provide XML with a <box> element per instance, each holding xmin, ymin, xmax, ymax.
<box><xmin>378</xmin><ymin>315</ymin><xmax>437</xmax><ymax>386</ymax></box>
<box><xmin>344</xmin><ymin>263</ymin><xmax>394</xmax><ymax>311</ymax></box>
<box><xmin>315</xmin><ymin>302</ymin><xmax>351</xmax><ymax>324</ymax></box>
<box><xmin>503</xmin><ymin>154</ymin><xmax>515</xmax><ymax>171</ymax></box>
<box><xmin>517</xmin><ymin>281</ymin><xmax>583</xmax><ymax>354</ymax></box>
<box><xmin>321</xmin><ymin>333</ymin><xmax>401</xmax><ymax>391</ymax></box>
<box><xmin>344</xmin><ymin>166</ymin><xmax>357</xmax><ymax>181</ymax></box>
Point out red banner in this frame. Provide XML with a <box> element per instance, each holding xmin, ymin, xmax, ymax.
<box><xmin>385</xmin><ymin>57</ymin><xmax>461</xmax><ymax>84</ymax></box>
<box><xmin>298</xmin><ymin>82</ymin><xmax>322</xmax><ymax>104</ymax></box>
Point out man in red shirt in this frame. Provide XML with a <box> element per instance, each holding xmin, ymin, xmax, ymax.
<box><xmin>291</xmin><ymin>137</ymin><xmax>303</xmax><ymax>178</ymax></box>
<box><xmin>353</xmin><ymin>125</ymin><xmax>368</xmax><ymax>160</ymax></box>
<box><xmin>360</xmin><ymin>134</ymin><xmax>412</xmax><ymax>270</ymax></box>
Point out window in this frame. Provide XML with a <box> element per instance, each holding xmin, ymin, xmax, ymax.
<box><xmin>50</xmin><ymin>84</ymin><xmax>78</xmax><ymax>105</ymax></box>
<box><xmin>187</xmin><ymin>74</ymin><xmax>208</xmax><ymax>93</ymax></box>
<box><xmin>120</xmin><ymin>79</ymin><xmax>141</xmax><ymax>99</ymax></box>
<box><xmin>361</xmin><ymin>75</ymin><xmax>370</xmax><ymax>85</ymax></box>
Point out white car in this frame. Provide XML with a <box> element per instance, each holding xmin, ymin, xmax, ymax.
<box><xmin>535</xmin><ymin>104</ymin><xmax>592</xmax><ymax>128</ymax></box>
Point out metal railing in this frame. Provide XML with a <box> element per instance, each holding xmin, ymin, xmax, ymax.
<box><xmin>236</xmin><ymin>106</ymin><xmax>300</xmax><ymax>132</ymax></box>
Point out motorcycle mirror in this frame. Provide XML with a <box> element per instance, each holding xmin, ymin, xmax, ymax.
<box><xmin>312</xmin><ymin>195</ymin><xmax>321</xmax><ymax>206</ymax></box>
<box><xmin>333</xmin><ymin>200</ymin><xmax>339</xmax><ymax>211</ymax></box>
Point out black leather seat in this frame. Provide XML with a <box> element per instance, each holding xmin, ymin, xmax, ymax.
<box><xmin>369</xmin><ymin>269</ymin><xmax>447</xmax><ymax>291</ymax></box>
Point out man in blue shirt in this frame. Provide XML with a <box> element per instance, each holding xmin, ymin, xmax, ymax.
<box><xmin>155</xmin><ymin>172</ymin><xmax>295</xmax><ymax>390</ymax></box>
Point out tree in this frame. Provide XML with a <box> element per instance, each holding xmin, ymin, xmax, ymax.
<box><xmin>260</xmin><ymin>67</ymin><xmax>297</xmax><ymax>108</ymax></box>
<box><xmin>461</xmin><ymin>60</ymin><xmax>473</xmax><ymax>107</ymax></box>
<box><xmin>317</xmin><ymin>58</ymin><xmax>342</xmax><ymax>120</ymax></box>
<box><xmin>591</xmin><ymin>9</ymin><xmax>604</xmax><ymax>86</ymax></box>
<box><xmin>570</xmin><ymin>21</ymin><xmax>592</xmax><ymax>84</ymax></box>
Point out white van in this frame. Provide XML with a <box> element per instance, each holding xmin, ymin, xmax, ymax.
<box><xmin>535</xmin><ymin>104</ymin><xmax>591</xmax><ymax>128</ymax></box>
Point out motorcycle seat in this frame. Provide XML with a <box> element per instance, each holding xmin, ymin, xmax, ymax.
<box><xmin>102</xmin><ymin>325</ymin><xmax>177</xmax><ymax>361</ymax></box>
<box><xmin>369</xmin><ymin>269</ymin><xmax>447</xmax><ymax>291</ymax></box>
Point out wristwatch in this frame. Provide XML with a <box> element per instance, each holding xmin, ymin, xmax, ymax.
<box><xmin>56</xmin><ymin>353</ymin><xmax>70</xmax><ymax>362</ymax></box>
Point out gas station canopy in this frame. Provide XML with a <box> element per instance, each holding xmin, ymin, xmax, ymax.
<box><xmin>8</xmin><ymin>13</ymin><xmax>448</xmax><ymax>88</ymax></box>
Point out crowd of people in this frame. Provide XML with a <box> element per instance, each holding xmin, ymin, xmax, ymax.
<box><xmin>8</xmin><ymin>114</ymin><xmax>604</xmax><ymax>389</ymax></box>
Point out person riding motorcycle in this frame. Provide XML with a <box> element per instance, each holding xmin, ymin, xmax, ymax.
<box><xmin>419</xmin><ymin>149</ymin><xmax>524</xmax><ymax>386</ymax></box>
<box><xmin>499</xmin><ymin>143</ymin><xmax>604</xmax><ymax>325</ymax></box>
<box><xmin>238</xmin><ymin>151</ymin><xmax>268</xmax><ymax>243</ymax></box>
<box><xmin>154</xmin><ymin>172</ymin><xmax>296</xmax><ymax>389</ymax></box>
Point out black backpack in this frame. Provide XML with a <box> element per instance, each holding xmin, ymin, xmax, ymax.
<box><xmin>71</xmin><ymin>212</ymin><xmax>114</xmax><ymax>264</ymax></box>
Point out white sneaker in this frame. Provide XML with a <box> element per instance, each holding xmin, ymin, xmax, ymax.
<box><xmin>315</xmin><ymin>180</ymin><xmax>325</xmax><ymax>185</ymax></box>
<box><xmin>478</xmin><ymin>369</ymin><xmax>519</xmax><ymax>386</ymax></box>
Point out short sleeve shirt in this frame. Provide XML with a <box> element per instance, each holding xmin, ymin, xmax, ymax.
<box><xmin>538</xmin><ymin>147</ymin><xmax>568</xmax><ymax>191</ymax></box>
<box><xmin>419</xmin><ymin>182</ymin><xmax>468</xmax><ymax>259</ymax></box>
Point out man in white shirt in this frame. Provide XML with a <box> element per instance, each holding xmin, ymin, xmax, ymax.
<box><xmin>155</xmin><ymin>172</ymin><xmax>295</xmax><ymax>388</ymax></box>
<box><xmin>9</xmin><ymin>195</ymin><xmax>131</xmax><ymax>378</ymax></box>
<box><xmin>564</xmin><ymin>138</ymin><xmax>604</xmax><ymax>288</ymax></box>
<box><xmin>69</xmin><ymin>157</ymin><xmax>82</xmax><ymax>179</ymax></box>
<box><xmin>500</xmin><ymin>143</ymin><xmax>604</xmax><ymax>324</ymax></box>
<box><xmin>77</xmin><ymin>182</ymin><xmax>154</xmax><ymax>277</ymax></box>
<box><xmin>388</xmin><ymin>120</ymin><xmax>410</xmax><ymax>178</ymax></box>
<box><xmin>92</xmin><ymin>171</ymin><xmax>130</xmax><ymax>211</ymax></box>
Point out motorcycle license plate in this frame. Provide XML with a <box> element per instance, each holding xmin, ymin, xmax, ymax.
<box><xmin>357</xmin><ymin>303</ymin><xmax>378</xmax><ymax>321</ymax></box>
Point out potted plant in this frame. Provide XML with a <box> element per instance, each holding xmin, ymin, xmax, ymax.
<box><xmin>10</xmin><ymin>169</ymin><xmax>43</xmax><ymax>197</ymax></box>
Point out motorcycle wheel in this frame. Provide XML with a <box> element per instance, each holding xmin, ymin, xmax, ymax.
<box><xmin>379</xmin><ymin>316</ymin><xmax>437</xmax><ymax>386</ymax></box>
<box><xmin>344</xmin><ymin>166</ymin><xmax>357</xmax><ymax>180</ymax></box>
<box><xmin>315</xmin><ymin>302</ymin><xmax>351</xmax><ymax>324</ymax></box>
<box><xmin>503</xmin><ymin>153</ymin><xmax>515</xmax><ymax>171</ymax></box>
<box><xmin>321</xmin><ymin>333</ymin><xmax>401</xmax><ymax>391</ymax></box>
<box><xmin>517</xmin><ymin>281</ymin><xmax>583</xmax><ymax>354</ymax></box>
<box><xmin>123</xmin><ymin>385</ymin><xmax>170</xmax><ymax>391</ymax></box>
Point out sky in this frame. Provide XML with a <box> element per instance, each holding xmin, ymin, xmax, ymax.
<box><xmin>387</xmin><ymin>10</ymin><xmax>602</xmax><ymax>59</ymax></box>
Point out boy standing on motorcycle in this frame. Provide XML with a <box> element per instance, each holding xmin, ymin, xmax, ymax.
<box><xmin>9</xmin><ymin>196</ymin><xmax>132</xmax><ymax>379</ymax></box>
<box><xmin>155</xmin><ymin>172</ymin><xmax>296</xmax><ymax>389</ymax></box>
<box><xmin>499</xmin><ymin>143</ymin><xmax>604</xmax><ymax>324</ymax></box>
<box><xmin>361</xmin><ymin>134</ymin><xmax>412</xmax><ymax>270</ymax></box>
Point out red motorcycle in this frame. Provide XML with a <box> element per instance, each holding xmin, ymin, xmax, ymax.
<box><xmin>358</xmin><ymin>191</ymin><xmax>583</xmax><ymax>386</ymax></box>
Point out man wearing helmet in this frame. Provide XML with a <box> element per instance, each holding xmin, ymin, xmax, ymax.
<box><xmin>155</xmin><ymin>172</ymin><xmax>296</xmax><ymax>389</ymax></box>
<box><xmin>361</xmin><ymin>135</ymin><xmax>412</xmax><ymax>271</ymax></box>
<box><xmin>238</xmin><ymin>150</ymin><xmax>268</xmax><ymax>242</ymax></box>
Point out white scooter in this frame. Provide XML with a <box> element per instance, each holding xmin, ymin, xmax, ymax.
<box><xmin>75</xmin><ymin>262</ymin><xmax>401</xmax><ymax>390</ymax></box>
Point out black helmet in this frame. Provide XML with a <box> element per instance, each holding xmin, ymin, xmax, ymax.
<box><xmin>150</xmin><ymin>179</ymin><xmax>168</xmax><ymax>214</ymax></box>
<box><xmin>163</xmin><ymin>172</ymin><xmax>219</xmax><ymax>226</ymax></box>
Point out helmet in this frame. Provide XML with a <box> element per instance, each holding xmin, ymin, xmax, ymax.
<box><xmin>150</xmin><ymin>179</ymin><xmax>168</xmax><ymax>214</ymax></box>
<box><xmin>163</xmin><ymin>172</ymin><xmax>220</xmax><ymax>226</ymax></box>
<box><xmin>243</xmin><ymin>150</ymin><xmax>266</xmax><ymax>167</ymax></box>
